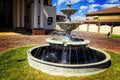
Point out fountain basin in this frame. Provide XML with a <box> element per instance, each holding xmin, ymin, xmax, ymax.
<box><xmin>57</xmin><ymin>22</ymin><xmax>81</xmax><ymax>31</ymax></box>
<box><xmin>61</xmin><ymin>8</ymin><xmax>77</xmax><ymax>15</ymax></box>
<box><xmin>46</xmin><ymin>38</ymin><xmax>90</xmax><ymax>49</ymax></box>
<box><xmin>27</xmin><ymin>44</ymin><xmax>111</xmax><ymax>76</ymax></box>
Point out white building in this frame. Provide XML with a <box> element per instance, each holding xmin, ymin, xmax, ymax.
<box><xmin>0</xmin><ymin>0</ymin><xmax>56</xmax><ymax>35</ymax></box>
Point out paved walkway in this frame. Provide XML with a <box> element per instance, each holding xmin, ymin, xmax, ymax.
<box><xmin>0</xmin><ymin>32</ymin><xmax>120</xmax><ymax>54</ymax></box>
<box><xmin>0</xmin><ymin>32</ymin><xmax>22</xmax><ymax>36</ymax></box>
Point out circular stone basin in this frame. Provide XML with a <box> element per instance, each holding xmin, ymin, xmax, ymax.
<box><xmin>46</xmin><ymin>38</ymin><xmax>90</xmax><ymax>49</ymax></box>
<box><xmin>57</xmin><ymin>22</ymin><xmax>81</xmax><ymax>31</ymax></box>
<box><xmin>61</xmin><ymin>8</ymin><xmax>77</xmax><ymax>15</ymax></box>
<box><xmin>27</xmin><ymin>44</ymin><xmax>111</xmax><ymax>76</ymax></box>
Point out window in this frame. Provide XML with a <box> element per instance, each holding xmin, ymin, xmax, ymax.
<box><xmin>44</xmin><ymin>0</ymin><xmax>52</xmax><ymax>6</ymax></box>
<box><xmin>93</xmin><ymin>16</ymin><xmax>98</xmax><ymax>20</ymax></box>
<box><xmin>47</xmin><ymin>17</ymin><xmax>53</xmax><ymax>25</ymax></box>
<box><xmin>44</xmin><ymin>0</ymin><xmax>48</xmax><ymax>6</ymax></box>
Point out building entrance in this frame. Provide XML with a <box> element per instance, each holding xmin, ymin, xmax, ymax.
<box><xmin>0</xmin><ymin>0</ymin><xmax>13</xmax><ymax>31</ymax></box>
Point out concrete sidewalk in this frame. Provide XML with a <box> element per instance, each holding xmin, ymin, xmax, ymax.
<box><xmin>0</xmin><ymin>32</ymin><xmax>22</xmax><ymax>36</ymax></box>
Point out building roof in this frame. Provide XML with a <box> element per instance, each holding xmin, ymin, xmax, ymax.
<box><xmin>86</xmin><ymin>6</ymin><xmax>120</xmax><ymax>16</ymax></box>
<box><xmin>84</xmin><ymin>19</ymin><xmax>120</xmax><ymax>23</ymax></box>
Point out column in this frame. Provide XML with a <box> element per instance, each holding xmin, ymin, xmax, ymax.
<box><xmin>21</xmin><ymin>0</ymin><xmax>25</xmax><ymax>27</ymax></box>
<box><xmin>40</xmin><ymin>0</ymin><xmax>44</xmax><ymax>28</ymax></box>
<box><xmin>13</xmin><ymin>0</ymin><xmax>17</xmax><ymax>29</ymax></box>
<box><xmin>98</xmin><ymin>16</ymin><xmax>101</xmax><ymax>33</ymax></box>
<box><xmin>17</xmin><ymin>0</ymin><xmax>20</xmax><ymax>27</ymax></box>
<box><xmin>33</xmin><ymin>0</ymin><xmax>38</xmax><ymax>29</ymax></box>
<box><xmin>87</xmin><ymin>23</ymin><xmax>90</xmax><ymax>32</ymax></box>
<box><xmin>111</xmin><ymin>25</ymin><xmax>113</xmax><ymax>34</ymax></box>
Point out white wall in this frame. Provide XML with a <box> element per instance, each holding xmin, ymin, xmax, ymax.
<box><xmin>78</xmin><ymin>24</ymin><xmax>88</xmax><ymax>31</ymax></box>
<box><xmin>113</xmin><ymin>26</ymin><xmax>120</xmax><ymax>34</ymax></box>
<box><xmin>89</xmin><ymin>24</ymin><xmax>98</xmax><ymax>33</ymax></box>
<box><xmin>31</xmin><ymin>4</ymin><xmax>56</xmax><ymax>29</ymax></box>
<box><xmin>43</xmin><ymin>6</ymin><xmax>56</xmax><ymax>29</ymax></box>
<box><xmin>100</xmin><ymin>25</ymin><xmax>111</xmax><ymax>33</ymax></box>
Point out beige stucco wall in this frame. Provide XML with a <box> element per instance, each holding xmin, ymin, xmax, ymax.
<box><xmin>73</xmin><ymin>24</ymin><xmax>98</xmax><ymax>33</ymax></box>
<box><xmin>89</xmin><ymin>24</ymin><xmax>98</xmax><ymax>33</ymax></box>
<box><xmin>100</xmin><ymin>25</ymin><xmax>111</xmax><ymax>33</ymax></box>
<box><xmin>56</xmin><ymin>24</ymin><xmax>120</xmax><ymax>35</ymax></box>
<box><xmin>113</xmin><ymin>27</ymin><xmax>120</xmax><ymax>34</ymax></box>
<box><xmin>78</xmin><ymin>24</ymin><xmax>88</xmax><ymax>31</ymax></box>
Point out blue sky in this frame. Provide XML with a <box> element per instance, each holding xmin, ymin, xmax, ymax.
<box><xmin>52</xmin><ymin>0</ymin><xmax>120</xmax><ymax>20</ymax></box>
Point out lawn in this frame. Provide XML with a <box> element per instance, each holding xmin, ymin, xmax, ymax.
<box><xmin>0</xmin><ymin>46</ymin><xmax>120</xmax><ymax>80</ymax></box>
<box><xmin>110</xmin><ymin>34</ymin><xmax>120</xmax><ymax>39</ymax></box>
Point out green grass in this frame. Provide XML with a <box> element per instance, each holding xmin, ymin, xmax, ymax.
<box><xmin>0</xmin><ymin>46</ymin><xmax>120</xmax><ymax>80</ymax></box>
<box><xmin>110</xmin><ymin>34</ymin><xmax>120</xmax><ymax>39</ymax></box>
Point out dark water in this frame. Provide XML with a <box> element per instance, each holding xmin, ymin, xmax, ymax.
<box><xmin>31</xmin><ymin>46</ymin><xmax>105</xmax><ymax>64</ymax></box>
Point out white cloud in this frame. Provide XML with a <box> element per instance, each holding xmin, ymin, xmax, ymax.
<box><xmin>107</xmin><ymin>0</ymin><xmax>120</xmax><ymax>3</ymax></box>
<box><xmin>58</xmin><ymin>0</ymin><xmax>81</xmax><ymax>6</ymax></box>
<box><xmin>58</xmin><ymin>0</ymin><xmax>66</xmax><ymax>6</ymax></box>
<box><xmin>87</xmin><ymin>0</ymin><xmax>95</xmax><ymax>3</ymax></box>
<box><xmin>90</xmin><ymin>4</ymin><xmax>100</xmax><ymax>7</ymax></box>
<box><xmin>53</xmin><ymin>2</ymin><xmax>57</xmax><ymax>6</ymax></box>
<box><xmin>80</xmin><ymin>6</ymin><xmax>88</xmax><ymax>10</ymax></box>
<box><xmin>102</xmin><ymin>4</ymin><xmax>120</xmax><ymax>9</ymax></box>
<box><xmin>79</xmin><ymin>10</ymin><xmax>82</xmax><ymax>13</ymax></box>
<box><xmin>72</xmin><ymin>15</ymin><xmax>86</xmax><ymax>20</ymax></box>
<box><xmin>88</xmin><ymin>4</ymin><xmax>100</xmax><ymax>12</ymax></box>
<box><xmin>70</xmin><ymin>0</ymin><xmax>81</xmax><ymax>4</ymax></box>
<box><xmin>78</xmin><ymin>6</ymin><xmax>88</xmax><ymax>13</ymax></box>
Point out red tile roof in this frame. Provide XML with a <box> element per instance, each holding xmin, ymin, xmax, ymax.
<box><xmin>83</xmin><ymin>19</ymin><xmax>120</xmax><ymax>23</ymax></box>
<box><xmin>86</xmin><ymin>6</ymin><xmax>120</xmax><ymax>16</ymax></box>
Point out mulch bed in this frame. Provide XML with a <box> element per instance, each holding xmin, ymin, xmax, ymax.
<box><xmin>0</xmin><ymin>32</ymin><xmax>120</xmax><ymax>54</ymax></box>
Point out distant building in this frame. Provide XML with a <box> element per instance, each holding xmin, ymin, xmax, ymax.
<box><xmin>56</xmin><ymin>14</ymin><xmax>65</xmax><ymax>22</ymax></box>
<box><xmin>0</xmin><ymin>0</ymin><xmax>56</xmax><ymax>35</ymax></box>
<box><xmin>84</xmin><ymin>6</ymin><xmax>120</xmax><ymax>33</ymax></box>
<box><xmin>85</xmin><ymin>6</ymin><xmax>120</xmax><ymax>25</ymax></box>
<box><xmin>72</xmin><ymin>20</ymin><xmax>83</xmax><ymax>23</ymax></box>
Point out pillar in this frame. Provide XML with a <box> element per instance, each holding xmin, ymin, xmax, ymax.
<box><xmin>21</xmin><ymin>0</ymin><xmax>25</xmax><ymax>27</ymax></box>
<box><xmin>98</xmin><ymin>16</ymin><xmax>101</xmax><ymax>33</ymax></box>
<box><xmin>40</xmin><ymin>0</ymin><xmax>44</xmax><ymax>28</ymax></box>
<box><xmin>17</xmin><ymin>0</ymin><xmax>20</xmax><ymax>27</ymax></box>
<box><xmin>33</xmin><ymin>0</ymin><xmax>38</xmax><ymax>29</ymax></box>
<box><xmin>13</xmin><ymin>0</ymin><xmax>17</xmax><ymax>29</ymax></box>
<box><xmin>32</xmin><ymin>0</ymin><xmax>45</xmax><ymax>35</ymax></box>
<box><xmin>111</xmin><ymin>25</ymin><xmax>113</xmax><ymax>34</ymax></box>
<box><xmin>87</xmin><ymin>23</ymin><xmax>90</xmax><ymax>32</ymax></box>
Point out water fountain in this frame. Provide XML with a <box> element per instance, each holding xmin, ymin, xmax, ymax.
<box><xmin>27</xmin><ymin>1</ymin><xmax>111</xmax><ymax>76</ymax></box>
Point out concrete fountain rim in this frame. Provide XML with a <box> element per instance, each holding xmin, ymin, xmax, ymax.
<box><xmin>27</xmin><ymin>44</ymin><xmax>110</xmax><ymax>67</ymax></box>
<box><xmin>46</xmin><ymin>38</ymin><xmax>90</xmax><ymax>46</ymax></box>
